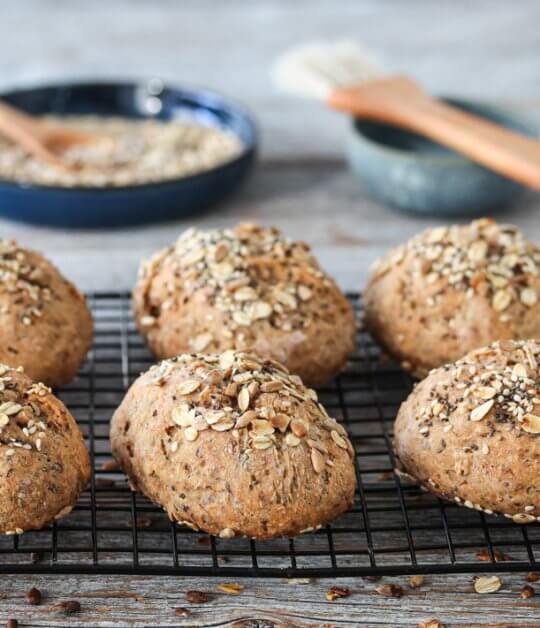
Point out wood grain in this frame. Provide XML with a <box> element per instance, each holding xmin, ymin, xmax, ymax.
<box><xmin>0</xmin><ymin>573</ymin><xmax>540</xmax><ymax>628</ymax></box>
<box><xmin>1</xmin><ymin>573</ymin><xmax>540</xmax><ymax>627</ymax></box>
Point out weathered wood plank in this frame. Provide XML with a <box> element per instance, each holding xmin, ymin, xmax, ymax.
<box><xmin>1</xmin><ymin>572</ymin><xmax>540</xmax><ymax>627</ymax></box>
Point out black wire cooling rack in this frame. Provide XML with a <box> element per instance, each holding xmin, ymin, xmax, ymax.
<box><xmin>1</xmin><ymin>291</ymin><xmax>540</xmax><ymax>577</ymax></box>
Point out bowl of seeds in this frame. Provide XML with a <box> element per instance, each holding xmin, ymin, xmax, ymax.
<box><xmin>0</xmin><ymin>80</ymin><xmax>257</xmax><ymax>227</ymax></box>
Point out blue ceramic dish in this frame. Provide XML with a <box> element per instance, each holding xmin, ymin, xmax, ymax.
<box><xmin>347</xmin><ymin>98</ymin><xmax>539</xmax><ymax>216</ymax></box>
<box><xmin>0</xmin><ymin>81</ymin><xmax>257</xmax><ymax>228</ymax></box>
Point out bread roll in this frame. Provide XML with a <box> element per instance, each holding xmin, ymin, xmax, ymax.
<box><xmin>0</xmin><ymin>365</ymin><xmax>90</xmax><ymax>534</ymax></box>
<box><xmin>133</xmin><ymin>223</ymin><xmax>355</xmax><ymax>386</ymax></box>
<box><xmin>394</xmin><ymin>339</ymin><xmax>540</xmax><ymax>523</ymax></box>
<box><xmin>0</xmin><ymin>239</ymin><xmax>93</xmax><ymax>386</ymax></box>
<box><xmin>364</xmin><ymin>219</ymin><xmax>540</xmax><ymax>377</ymax></box>
<box><xmin>111</xmin><ymin>351</ymin><xmax>356</xmax><ymax>539</ymax></box>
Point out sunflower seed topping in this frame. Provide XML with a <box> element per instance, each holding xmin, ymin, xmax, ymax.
<box><xmin>184</xmin><ymin>427</ymin><xmax>198</xmax><ymax>442</ymax></box>
<box><xmin>285</xmin><ymin>433</ymin><xmax>301</xmax><ymax>447</ymax></box>
<box><xmin>331</xmin><ymin>430</ymin><xmax>348</xmax><ymax>449</ymax></box>
<box><xmin>177</xmin><ymin>379</ymin><xmax>201</xmax><ymax>395</ymax></box>
<box><xmin>238</xmin><ymin>387</ymin><xmax>250</xmax><ymax>412</ymax></box>
<box><xmin>152</xmin><ymin>351</ymin><xmax>354</xmax><ymax>466</ymax></box>
<box><xmin>311</xmin><ymin>447</ymin><xmax>325</xmax><ymax>473</ymax></box>
<box><xmin>492</xmin><ymin>290</ymin><xmax>512</xmax><ymax>312</ymax></box>
<box><xmin>522</xmin><ymin>413</ymin><xmax>540</xmax><ymax>434</ymax></box>
<box><xmin>521</xmin><ymin>287</ymin><xmax>538</xmax><ymax>306</ymax></box>
<box><xmin>137</xmin><ymin>223</ymin><xmax>345</xmax><ymax>351</ymax></box>
<box><xmin>372</xmin><ymin>220</ymin><xmax>540</xmax><ymax>323</ymax></box>
<box><xmin>470</xmin><ymin>399</ymin><xmax>494</xmax><ymax>422</ymax></box>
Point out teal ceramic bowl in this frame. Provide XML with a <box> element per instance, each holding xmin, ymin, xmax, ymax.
<box><xmin>346</xmin><ymin>98</ymin><xmax>539</xmax><ymax>216</ymax></box>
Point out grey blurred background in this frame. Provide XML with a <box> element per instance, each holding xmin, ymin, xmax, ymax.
<box><xmin>3</xmin><ymin>0</ymin><xmax>539</xmax><ymax>160</ymax></box>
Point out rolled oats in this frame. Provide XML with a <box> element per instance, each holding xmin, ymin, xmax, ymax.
<box><xmin>217</xmin><ymin>583</ymin><xmax>244</xmax><ymax>595</ymax></box>
<box><xmin>473</xmin><ymin>575</ymin><xmax>502</xmax><ymax>594</ymax></box>
<box><xmin>376</xmin><ymin>220</ymin><xmax>540</xmax><ymax>324</ymax></box>
<box><xmin>285</xmin><ymin>433</ymin><xmax>301</xmax><ymax>447</ymax></box>
<box><xmin>177</xmin><ymin>380</ymin><xmax>201</xmax><ymax>395</ymax></box>
<box><xmin>0</xmin><ymin>116</ymin><xmax>244</xmax><ymax>187</ymax></box>
<box><xmin>522</xmin><ymin>413</ymin><xmax>540</xmax><ymax>434</ymax></box>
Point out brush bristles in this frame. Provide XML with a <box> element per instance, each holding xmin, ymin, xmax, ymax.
<box><xmin>271</xmin><ymin>40</ymin><xmax>385</xmax><ymax>100</ymax></box>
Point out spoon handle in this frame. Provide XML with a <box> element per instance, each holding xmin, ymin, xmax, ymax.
<box><xmin>329</xmin><ymin>76</ymin><xmax>540</xmax><ymax>191</ymax></box>
<box><xmin>0</xmin><ymin>100</ymin><xmax>68</xmax><ymax>168</ymax></box>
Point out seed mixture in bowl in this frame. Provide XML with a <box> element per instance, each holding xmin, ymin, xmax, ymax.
<box><xmin>0</xmin><ymin>115</ymin><xmax>244</xmax><ymax>187</ymax></box>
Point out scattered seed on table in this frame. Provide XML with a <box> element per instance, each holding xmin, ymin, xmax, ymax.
<box><xmin>326</xmin><ymin>586</ymin><xmax>350</xmax><ymax>601</ymax></box>
<box><xmin>174</xmin><ymin>607</ymin><xmax>189</xmax><ymax>617</ymax></box>
<box><xmin>408</xmin><ymin>575</ymin><xmax>424</xmax><ymax>588</ymax></box>
<box><xmin>473</xmin><ymin>576</ymin><xmax>502</xmax><ymax>594</ymax></box>
<box><xmin>185</xmin><ymin>590</ymin><xmax>209</xmax><ymax>604</ymax></box>
<box><xmin>25</xmin><ymin>587</ymin><xmax>42</xmax><ymax>605</ymax></box>
<box><xmin>375</xmin><ymin>584</ymin><xmax>404</xmax><ymax>598</ymax></box>
<box><xmin>527</xmin><ymin>572</ymin><xmax>539</xmax><ymax>582</ymax></box>
<box><xmin>58</xmin><ymin>600</ymin><xmax>81</xmax><ymax>614</ymax></box>
<box><xmin>521</xmin><ymin>585</ymin><xmax>535</xmax><ymax>599</ymax></box>
<box><xmin>218</xmin><ymin>583</ymin><xmax>244</xmax><ymax>595</ymax></box>
<box><xmin>6</xmin><ymin>619</ymin><xmax>18</xmax><ymax>628</ymax></box>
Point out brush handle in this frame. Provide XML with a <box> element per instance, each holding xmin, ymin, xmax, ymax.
<box><xmin>329</xmin><ymin>76</ymin><xmax>540</xmax><ymax>191</ymax></box>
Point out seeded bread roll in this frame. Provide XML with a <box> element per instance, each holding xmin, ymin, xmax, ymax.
<box><xmin>133</xmin><ymin>223</ymin><xmax>355</xmax><ymax>386</ymax></box>
<box><xmin>394</xmin><ymin>339</ymin><xmax>540</xmax><ymax>524</ymax></box>
<box><xmin>0</xmin><ymin>365</ymin><xmax>90</xmax><ymax>534</ymax></box>
<box><xmin>364</xmin><ymin>219</ymin><xmax>540</xmax><ymax>378</ymax></box>
<box><xmin>0</xmin><ymin>240</ymin><xmax>93</xmax><ymax>386</ymax></box>
<box><xmin>111</xmin><ymin>351</ymin><xmax>356</xmax><ymax>539</ymax></box>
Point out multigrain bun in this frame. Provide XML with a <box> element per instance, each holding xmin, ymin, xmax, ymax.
<box><xmin>133</xmin><ymin>223</ymin><xmax>355</xmax><ymax>386</ymax></box>
<box><xmin>0</xmin><ymin>365</ymin><xmax>90</xmax><ymax>534</ymax></box>
<box><xmin>0</xmin><ymin>240</ymin><xmax>93</xmax><ymax>386</ymax></box>
<box><xmin>111</xmin><ymin>351</ymin><xmax>356</xmax><ymax>539</ymax></box>
<box><xmin>394</xmin><ymin>339</ymin><xmax>540</xmax><ymax>524</ymax></box>
<box><xmin>364</xmin><ymin>219</ymin><xmax>540</xmax><ymax>378</ymax></box>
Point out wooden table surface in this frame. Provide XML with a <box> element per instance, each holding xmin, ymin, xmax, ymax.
<box><xmin>2</xmin><ymin>1</ymin><xmax>540</xmax><ymax>626</ymax></box>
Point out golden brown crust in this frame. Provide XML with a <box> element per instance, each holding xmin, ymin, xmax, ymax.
<box><xmin>111</xmin><ymin>351</ymin><xmax>356</xmax><ymax>539</ymax></box>
<box><xmin>0</xmin><ymin>240</ymin><xmax>93</xmax><ymax>386</ymax></box>
<box><xmin>0</xmin><ymin>365</ymin><xmax>90</xmax><ymax>534</ymax></box>
<box><xmin>364</xmin><ymin>219</ymin><xmax>540</xmax><ymax>377</ymax></box>
<box><xmin>132</xmin><ymin>223</ymin><xmax>355</xmax><ymax>386</ymax></box>
<box><xmin>394</xmin><ymin>339</ymin><xmax>540</xmax><ymax>523</ymax></box>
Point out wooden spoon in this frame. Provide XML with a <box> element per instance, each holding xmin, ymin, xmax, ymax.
<box><xmin>0</xmin><ymin>100</ymin><xmax>104</xmax><ymax>170</ymax></box>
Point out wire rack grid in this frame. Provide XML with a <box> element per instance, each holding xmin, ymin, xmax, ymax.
<box><xmin>0</xmin><ymin>292</ymin><xmax>539</xmax><ymax>577</ymax></box>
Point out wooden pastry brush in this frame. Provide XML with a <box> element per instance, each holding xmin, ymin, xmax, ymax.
<box><xmin>272</xmin><ymin>40</ymin><xmax>540</xmax><ymax>190</ymax></box>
